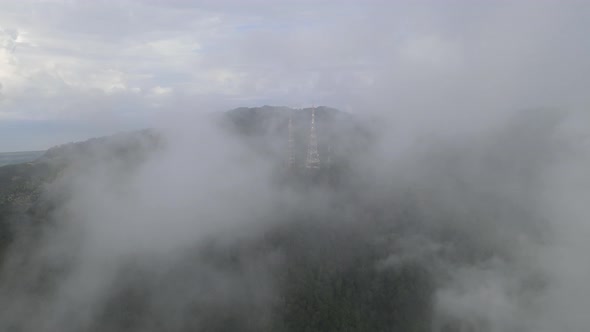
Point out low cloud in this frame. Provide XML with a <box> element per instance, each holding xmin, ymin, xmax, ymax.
<box><xmin>0</xmin><ymin>107</ymin><xmax>589</xmax><ymax>331</ymax></box>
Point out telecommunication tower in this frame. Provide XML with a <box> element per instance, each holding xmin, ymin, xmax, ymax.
<box><xmin>305</xmin><ymin>107</ymin><xmax>321</xmax><ymax>169</ymax></box>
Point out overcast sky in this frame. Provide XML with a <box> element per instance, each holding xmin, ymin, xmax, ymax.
<box><xmin>0</xmin><ymin>0</ymin><xmax>589</xmax><ymax>151</ymax></box>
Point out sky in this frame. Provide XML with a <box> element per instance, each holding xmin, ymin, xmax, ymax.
<box><xmin>1</xmin><ymin>0</ymin><xmax>590</xmax><ymax>151</ymax></box>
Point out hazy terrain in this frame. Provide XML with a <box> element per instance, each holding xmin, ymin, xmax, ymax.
<box><xmin>0</xmin><ymin>106</ymin><xmax>588</xmax><ymax>331</ymax></box>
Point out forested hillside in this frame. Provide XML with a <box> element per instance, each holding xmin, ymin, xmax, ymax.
<box><xmin>0</xmin><ymin>107</ymin><xmax>554</xmax><ymax>332</ymax></box>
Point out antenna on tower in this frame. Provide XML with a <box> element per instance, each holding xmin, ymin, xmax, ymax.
<box><xmin>305</xmin><ymin>106</ymin><xmax>321</xmax><ymax>169</ymax></box>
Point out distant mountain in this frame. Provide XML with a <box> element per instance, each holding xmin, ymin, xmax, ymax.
<box><xmin>221</xmin><ymin>105</ymin><xmax>372</xmax><ymax>171</ymax></box>
<box><xmin>0</xmin><ymin>128</ymin><xmax>163</xmax><ymax>254</ymax></box>
<box><xmin>1</xmin><ymin>106</ymin><xmax>360</xmax><ymax>220</ymax></box>
<box><xmin>0</xmin><ymin>107</ymin><xmax>371</xmax><ymax>258</ymax></box>
<box><xmin>0</xmin><ymin>107</ymin><xmax>437</xmax><ymax>332</ymax></box>
<box><xmin>0</xmin><ymin>106</ymin><xmax>367</xmax><ymax>232</ymax></box>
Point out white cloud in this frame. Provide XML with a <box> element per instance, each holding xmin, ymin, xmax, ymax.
<box><xmin>150</xmin><ymin>85</ymin><xmax>172</xmax><ymax>96</ymax></box>
<box><xmin>0</xmin><ymin>0</ymin><xmax>590</xmax><ymax>150</ymax></box>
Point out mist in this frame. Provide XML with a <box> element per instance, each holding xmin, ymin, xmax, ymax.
<box><xmin>1</xmin><ymin>0</ymin><xmax>590</xmax><ymax>331</ymax></box>
<box><xmin>0</xmin><ymin>105</ymin><xmax>587</xmax><ymax>331</ymax></box>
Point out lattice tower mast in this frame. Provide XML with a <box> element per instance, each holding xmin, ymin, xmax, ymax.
<box><xmin>305</xmin><ymin>107</ymin><xmax>321</xmax><ymax>169</ymax></box>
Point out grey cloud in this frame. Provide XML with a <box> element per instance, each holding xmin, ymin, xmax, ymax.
<box><xmin>2</xmin><ymin>1</ymin><xmax>590</xmax><ymax>127</ymax></box>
